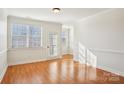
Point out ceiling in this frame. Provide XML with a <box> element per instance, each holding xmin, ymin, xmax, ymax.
<box><xmin>6</xmin><ymin>8</ymin><xmax>109</xmax><ymax>24</ymax></box>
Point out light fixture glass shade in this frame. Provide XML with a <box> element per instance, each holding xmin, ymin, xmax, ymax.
<box><xmin>52</xmin><ymin>8</ymin><xmax>60</xmax><ymax>13</ymax></box>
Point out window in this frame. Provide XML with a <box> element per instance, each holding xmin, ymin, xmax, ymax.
<box><xmin>61</xmin><ymin>31</ymin><xmax>69</xmax><ymax>48</ymax></box>
<box><xmin>29</xmin><ymin>26</ymin><xmax>41</xmax><ymax>47</ymax></box>
<box><xmin>12</xmin><ymin>24</ymin><xmax>27</xmax><ymax>48</ymax></box>
<box><xmin>11</xmin><ymin>23</ymin><xmax>42</xmax><ymax>48</ymax></box>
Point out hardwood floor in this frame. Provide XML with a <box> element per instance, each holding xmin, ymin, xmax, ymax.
<box><xmin>1</xmin><ymin>54</ymin><xmax>124</xmax><ymax>84</ymax></box>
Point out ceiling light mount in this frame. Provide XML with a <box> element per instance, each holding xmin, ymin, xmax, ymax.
<box><xmin>52</xmin><ymin>8</ymin><xmax>61</xmax><ymax>13</ymax></box>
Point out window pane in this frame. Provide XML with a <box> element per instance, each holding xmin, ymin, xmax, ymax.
<box><xmin>49</xmin><ymin>33</ymin><xmax>58</xmax><ymax>56</ymax></box>
<box><xmin>12</xmin><ymin>24</ymin><xmax>27</xmax><ymax>36</ymax></box>
<box><xmin>29</xmin><ymin>26</ymin><xmax>41</xmax><ymax>47</ymax></box>
<box><xmin>12</xmin><ymin>36</ymin><xmax>27</xmax><ymax>48</ymax></box>
<box><xmin>61</xmin><ymin>31</ymin><xmax>69</xmax><ymax>48</ymax></box>
<box><xmin>12</xmin><ymin>24</ymin><xmax>27</xmax><ymax>48</ymax></box>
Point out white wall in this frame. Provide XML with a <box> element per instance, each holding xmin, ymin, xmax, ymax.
<box><xmin>74</xmin><ymin>9</ymin><xmax>124</xmax><ymax>76</ymax></box>
<box><xmin>0</xmin><ymin>9</ymin><xmax>7</xmax><ymax>81</ymax></box>
<box><xmin>7</xmin><ymin>16</ymin><xmax>62</xmax><ymax>65</ymax></box>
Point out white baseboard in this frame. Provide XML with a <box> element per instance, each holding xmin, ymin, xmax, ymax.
<box><xmin>62</xmin><ymin>53</ymin><xmax>73</xmax><ymax>55</ymax></box>
<box><xmin>0</xmin><ymin>64</ymin><xmax>8</xmax><ymax>83</ymax></box>
<box><xmin>97</xmin><ymin>65</ymin><xmax>124</xmax><ymax>77</ymax></box>
<box><xmin>8</xmin><ymin>59</ymin><xmax>47</xmax><ymax>66</ymax></box>
<box><xmin>8</xmin><ymin>56</ymin><xmax>63</xmax><ymax>66</ymax></box>
<box><xmin>74</xmin><ymin>59</ymin><xmax>124</xmax><ymax>77</ymax></box>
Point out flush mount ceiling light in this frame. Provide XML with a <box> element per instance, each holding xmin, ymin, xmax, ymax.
<box><xmin>52</xmin><ymin>8</ymin><xmax>61</xmax><ymax>13</ymax></box>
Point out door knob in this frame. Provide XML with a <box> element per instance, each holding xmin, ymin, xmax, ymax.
<box><xmin>47</xmin><ymin>46</ymin><xmax>50</xmax><ymax>48</ymax></box>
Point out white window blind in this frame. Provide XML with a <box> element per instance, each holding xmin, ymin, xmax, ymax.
<box><xmin>11</xmin><ymin>23</ymin><xmax>42</xmax><ymax>48</ymax></box>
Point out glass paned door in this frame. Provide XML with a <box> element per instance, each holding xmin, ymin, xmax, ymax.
<box><xmin>49</xmin><ymin>33</ymin><xmax>58</xmax><ymax>57</ymax></box>
<box><xmin>46</xmin><ymin>31</ymin><xmax>61</xmax><ymax>60</ymax></box>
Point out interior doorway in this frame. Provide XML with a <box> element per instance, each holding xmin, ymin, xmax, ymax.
<box><xmin>61</xmin><ymin>25</ymin><xmax>74</xmax><ymax>55</ymax></box>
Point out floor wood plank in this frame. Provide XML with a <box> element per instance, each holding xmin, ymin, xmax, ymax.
<box><xmin>1</xmin><ymin>55</ymin><xmax>124</xmax><ymax>84</ymax></box>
